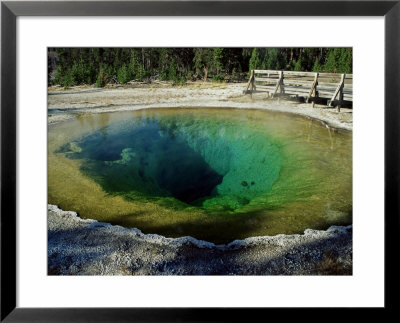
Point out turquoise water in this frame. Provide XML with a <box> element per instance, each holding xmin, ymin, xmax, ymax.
<box><xmin>58</xmin><ymin>113</ymin><xmax>282</xmax><ymax>210</ymax></box>
<box><xmin>48</xmin><ymin>108</ymin><xmax>352</xmax><ymax>243</ymax></box>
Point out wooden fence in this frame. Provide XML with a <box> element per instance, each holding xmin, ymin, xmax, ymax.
<box><xmin>244</xmin><ymin>70</ymin><xmax>353</xmax><ymax>111</ymax></box>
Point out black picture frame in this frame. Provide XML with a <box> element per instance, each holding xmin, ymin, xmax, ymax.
<box><xmin>1</xmin><ymin>1</ymin><xmax>398</xmax><ymax>321</ymax></box>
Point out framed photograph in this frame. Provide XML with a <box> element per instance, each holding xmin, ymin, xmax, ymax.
<box><xmin>1</xmin><ymin>0</ymin><xmax>398</xmax><ymax>321</ymax></box>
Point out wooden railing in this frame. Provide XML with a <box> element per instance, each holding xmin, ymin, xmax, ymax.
<box><xmin>244</xmin><ymin>69</ymin><xmax>353</xmax><ymax>111</ymax></box>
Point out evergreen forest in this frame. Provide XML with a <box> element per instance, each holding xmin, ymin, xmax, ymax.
<box><xmin>48</xmin><ymin>48</ymin><xmax>352</xmax><ymax>87</ymax></box>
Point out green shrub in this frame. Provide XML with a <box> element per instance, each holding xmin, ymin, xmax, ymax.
<box><xmin>95</xmin><ymin>75</ymin><xmax>103</xmax><ymax>88</ymax></box>
<box><xmin>117</xmin><ymin>64</ymin><xmax>129</xmax><ymax>84</ymax></box>
<box><xmin>178</xmin><ymin>75</ymin><xmax>187</xmax><ymax>84</ymax></box>
<box><xmin>63</xmin><ymin>69</ymin><xmax>74</xmax><ymax>88</ymax></box>
<box><xmin>211</xmin><ymin>74</ymin><xmax>225</xmax><ymax>82</ymax></box>
<box><xmin>159</xmin><ymin>68</ymin><xmax>169</xmax><ymax>81</ymax></box>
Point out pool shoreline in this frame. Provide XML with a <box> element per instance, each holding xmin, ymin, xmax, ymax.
<box><xmin>48</xmin><ymin>204</ymin><xmax>352</xmax><ymax>275</ymax></box>
<box><xmin>48</xmin><ymin>82</ymin><xmax>353</xmax><ymax>131</ymax></box>
<box><xmin>48</xmin><ymin>83</ymin><xmax>353</xmax><ymax>275</ymax></box>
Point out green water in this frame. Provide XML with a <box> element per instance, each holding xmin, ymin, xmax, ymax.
<box><xmin>48</xmin><ymin>108</ymin><xmax>352</xmax><ymax>243</ymax></box>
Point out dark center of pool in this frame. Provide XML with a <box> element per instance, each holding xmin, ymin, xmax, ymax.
<box><xmin>58</xmin><ymin>116</ymin><xmax>282</xmax><ymax>210</ymax></box>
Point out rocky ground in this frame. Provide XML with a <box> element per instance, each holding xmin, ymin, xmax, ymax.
<box><xmin>48</xmin><ymin>205</ymin><xmax>352</xmax><ymax>276</ymax></box>
<box><xmin>48</xmin><ymin>82</ymin><xmax>353</xmax><ymax>275</ymax></box>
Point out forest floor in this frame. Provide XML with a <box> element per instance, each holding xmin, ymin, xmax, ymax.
<box><xmin>48</xmin><ymin>81</ymin><xmax>353</xmax><ymax>275</ymax></box>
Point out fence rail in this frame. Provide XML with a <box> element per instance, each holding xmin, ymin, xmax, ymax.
<box><xmin>244</xmin><ymin>70</ymin><xmax>353</xmax><ymax>111</ymax></box>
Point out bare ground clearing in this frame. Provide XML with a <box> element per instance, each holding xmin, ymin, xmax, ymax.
<box><xmin>48</xmin><ymin>82</ymin><xmax>352</xmax><ymax>130</ymax></box>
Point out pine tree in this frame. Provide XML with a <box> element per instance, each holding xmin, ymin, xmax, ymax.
<box><xmin>264</xmin><ymin>48</ymin><xmax>283</xmax><ymax>70</ymax></box>
<box><xmin>249</xmin><ymin>48</ymin><xmax>261</xmax><ymax>73</ymax></box>
<box><xmin>213</xmin><ymin>48</ymin><xmax>224</xmax><ymax>75</ymax></box>
<box><xmin>193</xmin><ymin>48</ymin><xmax>213</xmax><ymax>79</ymax></box>
<box><xmin>168</xmin><ymin>58</ymin><xmax>178</xmax><ymax>83</ymax></box>
<box><xmin>322</xmin><ymin>48</ymin><xmax>352</xmax><ymax>73</ymax></box>
<box><xmin>159</xmin><ymin>48</ymin><xmax>170</xmax><ymax>81</ymax></box>
<box><xmin>312</xmin><ymin>58</ymin><xmax>323</xmax><ymax>72</ymax></box>
<box><xmin>294</xmin><ymin>57</ymin><xmax>303</xmax><ymax>71</ymax></box>
<box><xmin>128</xmin><ymin>50</ymin><xmax>141</xmax><ymax>80</ymax></box>
<box><xmin>117</xmin><ymin>64</ymin><xmax>129</xmax><ymax>84</ymax></box>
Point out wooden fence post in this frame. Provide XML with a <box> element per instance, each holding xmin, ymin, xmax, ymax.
<box><xmin>273</xmin><ymin>71</ymin><xmax>283</xmax><ymax>98</ymax></box>
<box><xmin>307</xmin><ymin>72</ymin><xmax>319</xmax><ymax>107</ymax></box>
<box><xmin>337</xmin><ymin>74</ymin><xmax>345</xmax><ymax>112</ymax></box>
<box><xmin>329</xmin><ymin>73</ymin><xmax>345</xmax><ymax>111</ymax></box>
<box><xmin>243</xmin><ymin>70</ymin><xmax>255</xmax><ymax>94</ymax></box>
<box><xmin>251</xmin><ymin>70</ymin><xmax>256</xmax><ymax>93</ymax></box>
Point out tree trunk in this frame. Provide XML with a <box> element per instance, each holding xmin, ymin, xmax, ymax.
<box><xmin>203</xmin><ymin>67</ymin><xmax>208</xmax><ymax>82</ymax></box>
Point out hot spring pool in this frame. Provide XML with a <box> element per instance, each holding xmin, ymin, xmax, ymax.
<box><xmin>48</xmin><ymin>108</ymin><xmax>352</xmax><ymax>243</ymax></box>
